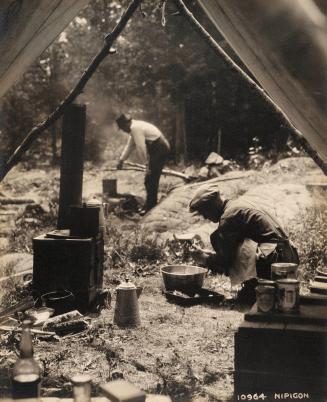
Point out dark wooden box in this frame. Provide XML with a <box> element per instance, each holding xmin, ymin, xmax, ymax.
<box><xmin>234</xmin><ymin>299</ymin><xmax>327</xmax><ymax>401</ymax></box>
<box><xmin>33</xmin><ymin>231</ymin><xmax>104</xmax><ymax>311</ymax></box>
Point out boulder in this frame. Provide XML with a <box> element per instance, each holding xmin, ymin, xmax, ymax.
<box><xmin>205</xmin><ymin>152</ymin><xmax>224</xmax><ymax>165</ymax></box>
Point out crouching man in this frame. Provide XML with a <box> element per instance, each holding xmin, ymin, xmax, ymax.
<box><xmin>189</xmin><ymin>184</ymin><xmax>299</xmax><ymax>304</ymax></box>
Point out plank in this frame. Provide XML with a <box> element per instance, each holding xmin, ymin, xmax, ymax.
<box><xmin>244</xmin><ymin>303</ymin><xmax>327</xmax><ymax>326</ymax></box>
<box><xmin>310</xmin><ymin>281</ymin><xmax>327</xmax><ymax>295</ymax></box>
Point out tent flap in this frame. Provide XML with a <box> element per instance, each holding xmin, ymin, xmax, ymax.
<box><xmin>0</xmin><ymin>0</ymin><xmax>90</xmax><ymax>98</ymax></box>
<box><xmin>198</xmin><ymin>0</ymin><xmax>327</xmax><ymax>164</ymax></box>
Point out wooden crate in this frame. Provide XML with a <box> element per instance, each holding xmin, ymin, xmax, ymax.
<box><xmin>234</xmin><ymin>297</ymin><xmax>327</xmax><ymax>401</ymax></box>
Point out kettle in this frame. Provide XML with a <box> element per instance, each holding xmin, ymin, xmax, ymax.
<box><xmin>113</xmin><ymin>281</ymin><xmax>142</xmax><ymax>327</ymax></box>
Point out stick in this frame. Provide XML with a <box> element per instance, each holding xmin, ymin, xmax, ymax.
<box><xmin>172</xmin><ymin>0</ymin><xmax>327</xmax><ymax>175</ymax></box>
<box><xmin>0</xmin><ymin>269</ymin><xmax>32</xmax><ymax>284</ymax></box>
<box><xmin>0</xmin><ymin>326</ymin><xmax>55</xmax><ymax>336</ymax></box>
<box><xmin>0</xmin><ymin>0</ymin><xmax>143</xmax><ymax>182</ymax></box>
<box><xmin>104</xmin><ymin>167</ymin><xmax>144</xmax><ymax>172</ymax></box>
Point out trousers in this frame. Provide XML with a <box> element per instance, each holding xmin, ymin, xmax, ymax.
<box><xmin>145</xmin><ymin>136</ymin><xmax>170</xmax><ymax>211</ymax></box>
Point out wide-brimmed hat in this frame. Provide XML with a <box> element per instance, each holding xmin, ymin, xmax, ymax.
<box><xmin>116</xmin><ymin>114</ymin><xmax>132</xmax><ymax>128</ymax></box>
<box><xmin>189</xmin><ymin>183</ymin><xmax>220</xmax><ymax>212</ymax></box>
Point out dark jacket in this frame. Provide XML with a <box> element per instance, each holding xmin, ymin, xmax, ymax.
<box><xmin>208</xmin><ymin>198</ymin><xmax>298</xmax><ymax>275</ymax></box>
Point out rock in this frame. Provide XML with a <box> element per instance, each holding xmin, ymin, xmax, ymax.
<box><xmin>205</xmin><ymin>152</ymin><xmax>224</xmax><ymax>165</ymax></box>
<box><xmin>198</xmin><ymin>166</ymin><xmax>209</xmax><ymax>179</ymax></box>
<box><xmin>142</xmin><ymin>169</ymin><xmax>314</xmax><ymax>248</ymax></box>
<box><xmin>0</xmin><ymin>228</ymin><xmax>13</xmax><ymax>236</ymax></box>
<box><xmin>24</xmin><ymin>218</ymin><xmax>39</xmax><ymax>224</ymax></box>
<box><xmin>208</xmin><ymin>166</ymin><xmax>221</xmax><ymax>178</ymax></box>
<box><xmin>183</xmin><ymin>165</ymin><xmax>198</xmax><ymax>178</ymax></box>
<box><xmin>0</xmin><ymin>238</ymin><xmax>9</xmax><ymax>250</ymax></box>
<box><xmin>146</xmin><ymin>395</ymin><xmax>172</xmax><ymax>402</ymax></box>
<box><xmin>24</xmin><ymin>203</ymin><xmax>46</xmax><ymax>215</ymax></box>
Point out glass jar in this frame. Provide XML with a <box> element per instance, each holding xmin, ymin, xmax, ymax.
<box><xmin>255</xmin><ymin>285</ymin><xmax>276</xmax><ymax>313</ymax></box>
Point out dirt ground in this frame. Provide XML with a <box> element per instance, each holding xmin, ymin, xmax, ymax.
<box><xmin>0</xmin><ymin>156</ymin><xmax>323</xmax><ymax>401</ymax></box>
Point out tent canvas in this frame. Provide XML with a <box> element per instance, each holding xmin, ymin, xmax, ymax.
<box><xmin>198</xmin><ymin>0</ymin><xmax>327</xmax><ymax>164</ymax></box>
<box><xmin>0</xmin><ymin>0</ymin><xmax>89</xmax><ymax>99</ymax></box>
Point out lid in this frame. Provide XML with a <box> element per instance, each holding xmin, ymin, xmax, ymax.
<box><xmin>271</xmin><ymin>262</ymin><xmax>298</xmax><ymax>272</ymax></box>
<box><xmin>22</xmin><ymin>319</ymin><xmax>33</xmax><ymax>328</ymax></box>
<box><xmin>86</xmin><ymin>196</ymin><xmax>102</xmax><ymax>207</ymax></box>
<box><xmin>276</xmin><ymin>278</ymin><xmax>300</xmax><ymax>284</ymax></box>
<box><xmin>71</xmin><ymin>374</ymin><xmax>92</xmax><ymax>384</ymax></box>
<box><xmin>256</xmin><ymin>285</ymin><xmax>275</xmax><ymax>293</ymax></box>
<box><xmin>46</xmin><ymin>229</ymin><xmax>72</xmax><ymax>239</ymax></box>
<box><xmin>100</xmin><ymin>379</ymin><xmax>146</xmax><ymax>400</ymax></box>
<box><xmin>258</xmin><ymin>279</ymin><xmax>276</xmax><ymax>285</ymax></box>
<box><xmin>117</xmin><ymin>281</ymin><xmax>136</xmax><ymax>290</ymax></box>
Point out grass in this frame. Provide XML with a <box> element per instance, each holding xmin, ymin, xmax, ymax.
<box><xmin>0</xmin><ymin>261</ymin><xmax>31</xmax><ymax>309</ymax></box>
<box><xmin>106</xmin><ymin>224</ymin><xmax>166</xmax><ymax>264</ymax></box>
<box><xmin>287</xmin><ymin>194</ymin><xmax>327</xmax><ymax>282</ymax></box>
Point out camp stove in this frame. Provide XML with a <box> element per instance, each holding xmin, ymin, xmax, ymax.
<box><xmin>32</xmin><ymin>229</ymin><xmax>104</xmax><ymax>312</ymax></box>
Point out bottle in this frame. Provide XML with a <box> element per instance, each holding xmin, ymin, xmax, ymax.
<box><xmin>71</xmin><ymin>374</ymin><xmax>92</xmax><ymax>402</ymax></box>
<box><xmin>12</xmin><ymin>320</ymin><xmax>41</xmax><ymax>399</ymax></box>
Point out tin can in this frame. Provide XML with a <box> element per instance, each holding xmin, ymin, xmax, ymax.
<box><xmin>255</xmin><ymin>285</ymin><xmax>276</xmax><ymax>313</ymax></box>
<box><xmin>271</xmin><ymin>262</ymin><xmax>298</xmax><ymax>281</ymax></box>
<box><xmin>276</xmin><ymin>278</ymin><xmax>300</xmax><ymax>313</ymax></box>
<box><xmin>102</xmin><ymin>178</ymin><xmax>117</xmax><ymax>197</ymax></box>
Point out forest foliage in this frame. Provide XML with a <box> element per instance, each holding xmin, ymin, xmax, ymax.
<box><xmin>0</xmin><ymin>0</ymin><xmax>298</xmax><ymax>168</ymax></box>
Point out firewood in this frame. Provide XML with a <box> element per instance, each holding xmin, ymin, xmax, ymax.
<box><xmin>124</xmin><ymin>162</ymin><xmax>193</xmax><ymax>181</ymax></box>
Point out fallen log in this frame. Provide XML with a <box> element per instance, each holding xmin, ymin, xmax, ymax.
<box><xmin>183</xmin><ymin>171</ymin><xmax>252</xmax><ymax>189</ymax></box>
<box><xmin>0</xmin><ymin>197</ymin><xmax>35</xmax><ymax>205</ymax></box>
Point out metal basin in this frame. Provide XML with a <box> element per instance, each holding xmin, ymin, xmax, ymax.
<box><xmin>161</xmin><ymin>265</ymin><xmax>208</xmax><ymax>291</ymax></box>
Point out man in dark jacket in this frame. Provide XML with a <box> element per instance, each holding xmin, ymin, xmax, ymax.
<box><xmin>116</xmin><ymin>114</ymin><xmax>170</xmax><ymax>214</ymax></box>
<box><xmin>189</xmin><ymin>183</ymin><xmax>299</xmax><ymax>303</ymax></box>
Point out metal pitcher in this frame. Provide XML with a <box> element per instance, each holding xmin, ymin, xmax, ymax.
<box><xmin>113</xmin><ymin>282</ymin><xmax>142</xmax><ymax>327</ymax></box>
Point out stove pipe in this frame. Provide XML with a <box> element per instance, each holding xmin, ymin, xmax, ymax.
<box><xmin>57</xmin><ymin>103</ymin><xmax>86</xmax><ymax>229</ymax></box>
